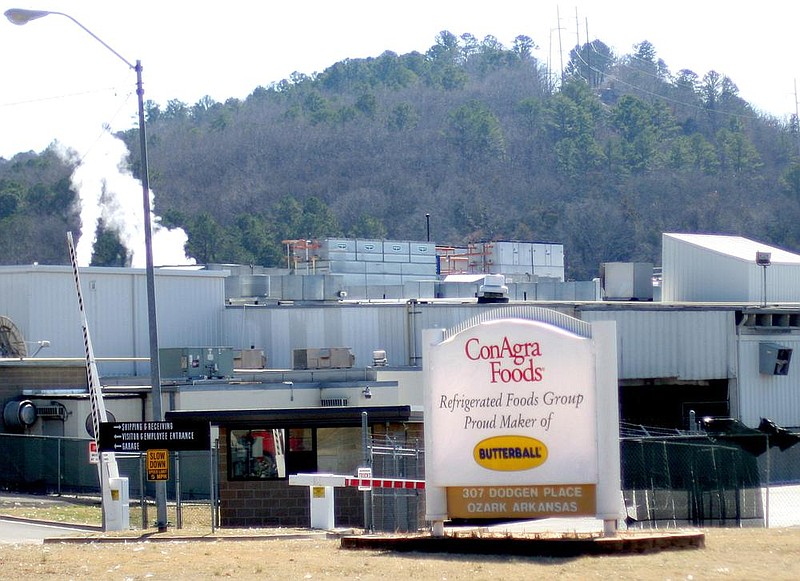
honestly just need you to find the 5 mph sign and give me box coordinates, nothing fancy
[147,449,169,481]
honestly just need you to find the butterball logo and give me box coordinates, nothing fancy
[473,435,548,471]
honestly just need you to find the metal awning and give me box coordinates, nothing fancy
[165,405,422,428]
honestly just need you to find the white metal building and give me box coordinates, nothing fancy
[662,233,800,303]
[4,233,800,433]
[0,265,226,376]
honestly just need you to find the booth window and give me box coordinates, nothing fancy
[229,428,316,480]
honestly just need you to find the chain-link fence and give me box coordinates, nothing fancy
[361,424,800,532]
[365,432,425,533]
[0,433,218,531]
[6,426,800,532]
[620,423,800,529]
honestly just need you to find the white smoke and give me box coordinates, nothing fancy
[58,132,196,268]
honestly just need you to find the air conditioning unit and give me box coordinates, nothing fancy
[35,402,68,421]
[372,350,388,367]
[759,342,793,375]
[234,348,267,369]
[600,262,653,301]
[160,347,235,380]
[477,274,509,303]
[293,348,355,370]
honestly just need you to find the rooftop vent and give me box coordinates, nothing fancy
[477,274,509,304]
[372,350,388,367]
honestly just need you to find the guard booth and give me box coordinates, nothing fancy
[165,406,424,530]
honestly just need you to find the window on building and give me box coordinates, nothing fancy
[228,427,316,480]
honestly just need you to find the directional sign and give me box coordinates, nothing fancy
[147,449,170,481]
[98,420,210,452]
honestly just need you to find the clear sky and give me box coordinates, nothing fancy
[1,1,799,160]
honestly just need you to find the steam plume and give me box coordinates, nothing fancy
[59,132,195,268]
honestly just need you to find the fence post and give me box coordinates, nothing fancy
[361,411,373,532]
[57,438,62,496]
[175,451,182,529]
[392,436,400,530]
[765,434,770,528]
[210,437,218,533]
[139,453,147,529]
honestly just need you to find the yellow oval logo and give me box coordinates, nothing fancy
[473,435,548,471]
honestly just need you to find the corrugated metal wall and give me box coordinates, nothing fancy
[220,302,582,369]
[662,236,749,302]
[0,267,33,333]
[737,335,800,427]
[662,234,800,303]
[578,308,734,380]
[223,303,410,369]
[0,266,226,376]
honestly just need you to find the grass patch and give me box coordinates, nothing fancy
[0,499,102,526]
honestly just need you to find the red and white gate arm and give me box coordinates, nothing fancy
[289,473,425,489]
[345,477,425,490]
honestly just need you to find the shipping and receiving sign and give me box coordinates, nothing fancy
[98,420,210,452]
[423,310,619,523]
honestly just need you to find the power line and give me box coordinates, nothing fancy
[0,85,127,108]
[567,40,768,123]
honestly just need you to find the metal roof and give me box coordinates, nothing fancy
[665,233,800,264]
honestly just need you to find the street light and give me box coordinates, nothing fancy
[756,251,771,307]
[5,7,167,532]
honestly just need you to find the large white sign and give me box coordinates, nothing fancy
[423,309,620,530]
[426,319,596,486]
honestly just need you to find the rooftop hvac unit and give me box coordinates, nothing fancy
[600,262,654,301]
[235,348,266,369]
[293,347,355,370]
[477,274,509,303]
[160,347,235,380]
[372,350,388,367]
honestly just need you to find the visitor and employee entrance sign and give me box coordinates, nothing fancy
[98,420,211,452]
[422,308,620,533]
[97,421,209,482]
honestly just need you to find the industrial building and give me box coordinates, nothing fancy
[2,233,800,528]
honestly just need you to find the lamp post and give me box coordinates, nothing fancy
[5,7,167,532]
[756,251,772,307]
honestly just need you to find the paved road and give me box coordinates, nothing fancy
[0,517,95,544]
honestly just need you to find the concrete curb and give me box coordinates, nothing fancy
[44,531,347,544]
[341,530,705,557]
[2,511,355,544]
[0,514,102,532]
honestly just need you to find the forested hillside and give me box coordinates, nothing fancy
[2,31,800,280]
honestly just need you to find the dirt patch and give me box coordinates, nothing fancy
[0,527,799,580]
